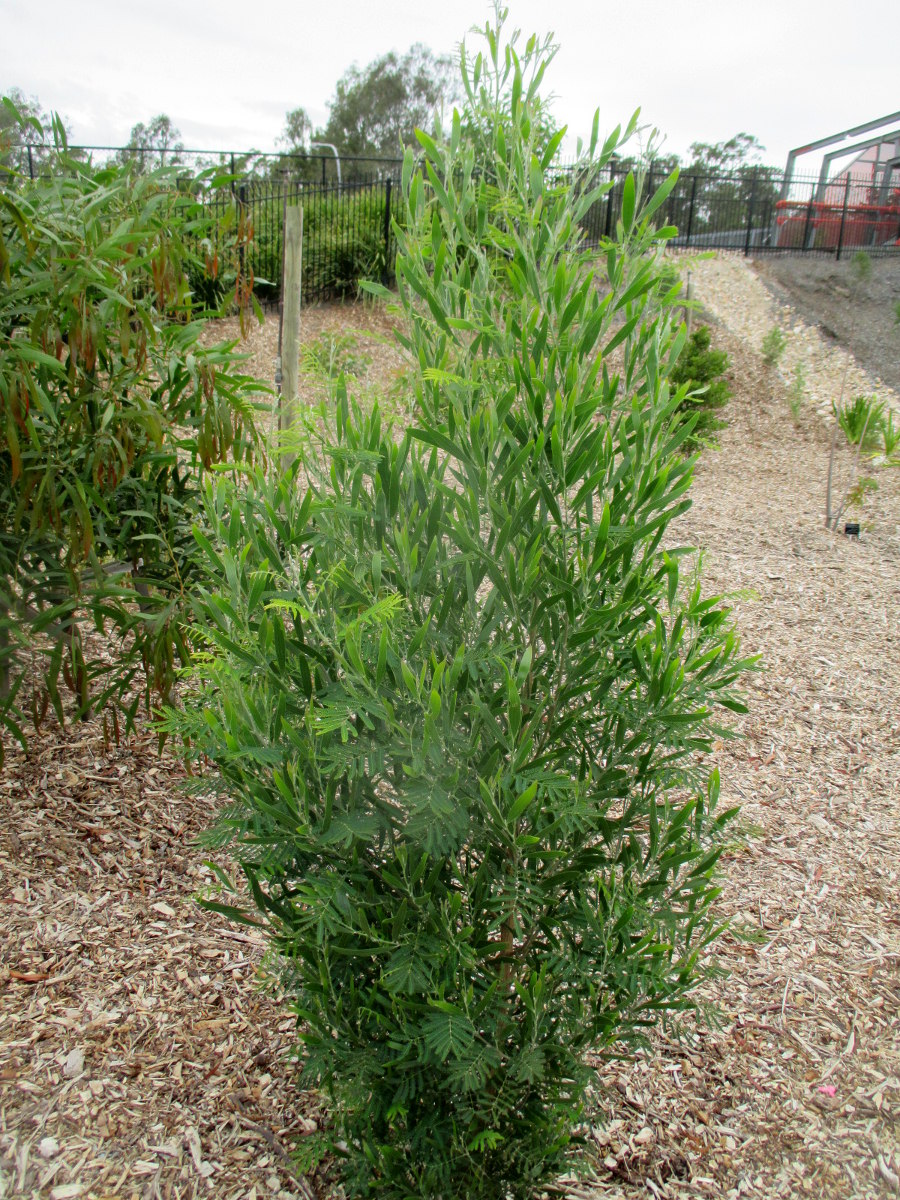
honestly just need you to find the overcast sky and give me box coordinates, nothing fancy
[4,0,898,176]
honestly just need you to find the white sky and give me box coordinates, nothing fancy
[4,0,899,176]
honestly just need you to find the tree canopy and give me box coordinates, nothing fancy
[317,43,455,159]
[688,131,769,172]
[278,106,313,154]
[1,89,69,176]
[117,114,184,169]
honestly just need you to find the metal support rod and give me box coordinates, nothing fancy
[311,142,342,187]
[685,174,698,247]
[744,170,758,256]
[801,189,816,251]
[836,174,851,259]
[382,178,392,286]
[238,181,247,283]
[279,204,303,470]
[603,165,616,240]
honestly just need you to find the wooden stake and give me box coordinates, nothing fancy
[279,204,302,467]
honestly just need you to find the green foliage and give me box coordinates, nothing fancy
[881,410,900,460]
[169,12,749,1197]
[669,325,732,448]
[318,43,456,159]
[251,186,394,304]
[301,332,371,381]
[761,325,787,368]
[456,20,562,168]
[850,249,872,285]
[845,475,878,511]
[278,106,313,154]
[116,114,184,171]
[834,394,885,451]
[0,109,263,758]
[688,132,769,171]
[1,89,71,179]
[788,362,806,423]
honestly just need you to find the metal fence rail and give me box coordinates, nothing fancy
[228,175,400,305]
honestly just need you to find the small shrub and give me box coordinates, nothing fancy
[788,362,806,423]
[835,394,885,451]
[0,108,262,758]
[846,475,878,511]
[301,331,371,380]
[880,410,900,459]
[669,325,732,448]
[761,325,787,367]
[169,13,750,1198]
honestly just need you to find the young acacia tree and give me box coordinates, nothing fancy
[171,11,750,1197]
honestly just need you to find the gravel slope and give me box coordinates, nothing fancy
[680,254,899,422]
[752,256,900,396]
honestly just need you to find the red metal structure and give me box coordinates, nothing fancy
[776,112,900,251]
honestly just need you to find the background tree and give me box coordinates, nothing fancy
[278,106,313,154]
[1,89,69,178]
[317,43,455,160]
[688,131,769,172]
[117,113,184,169]
[683,131,779,242]
[275,106,321,182]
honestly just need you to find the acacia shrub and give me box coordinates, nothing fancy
[171,13,750,1198]
[0,111,263,758]
[669,325,732,448]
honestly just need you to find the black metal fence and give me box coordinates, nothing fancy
[239,164,900,303]
[213,174,400,305]
[577,165,900,259]
[7,140,899,304]
[8,143,401,186]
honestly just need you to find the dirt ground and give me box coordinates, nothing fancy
[751,255,900,395]
[1,278,899,1199]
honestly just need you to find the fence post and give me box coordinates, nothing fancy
[685,174,698,247]
[744,169,758,256]
[321,156,327,186]
[279,204,303,468]
[604,164,617,240]
[801,188,816,251]
[383,178,393,286]
[836,174,851,259]
[238,180,247,286]
[27,145,34,180]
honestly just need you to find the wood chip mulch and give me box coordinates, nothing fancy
[2,266,898,1198]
